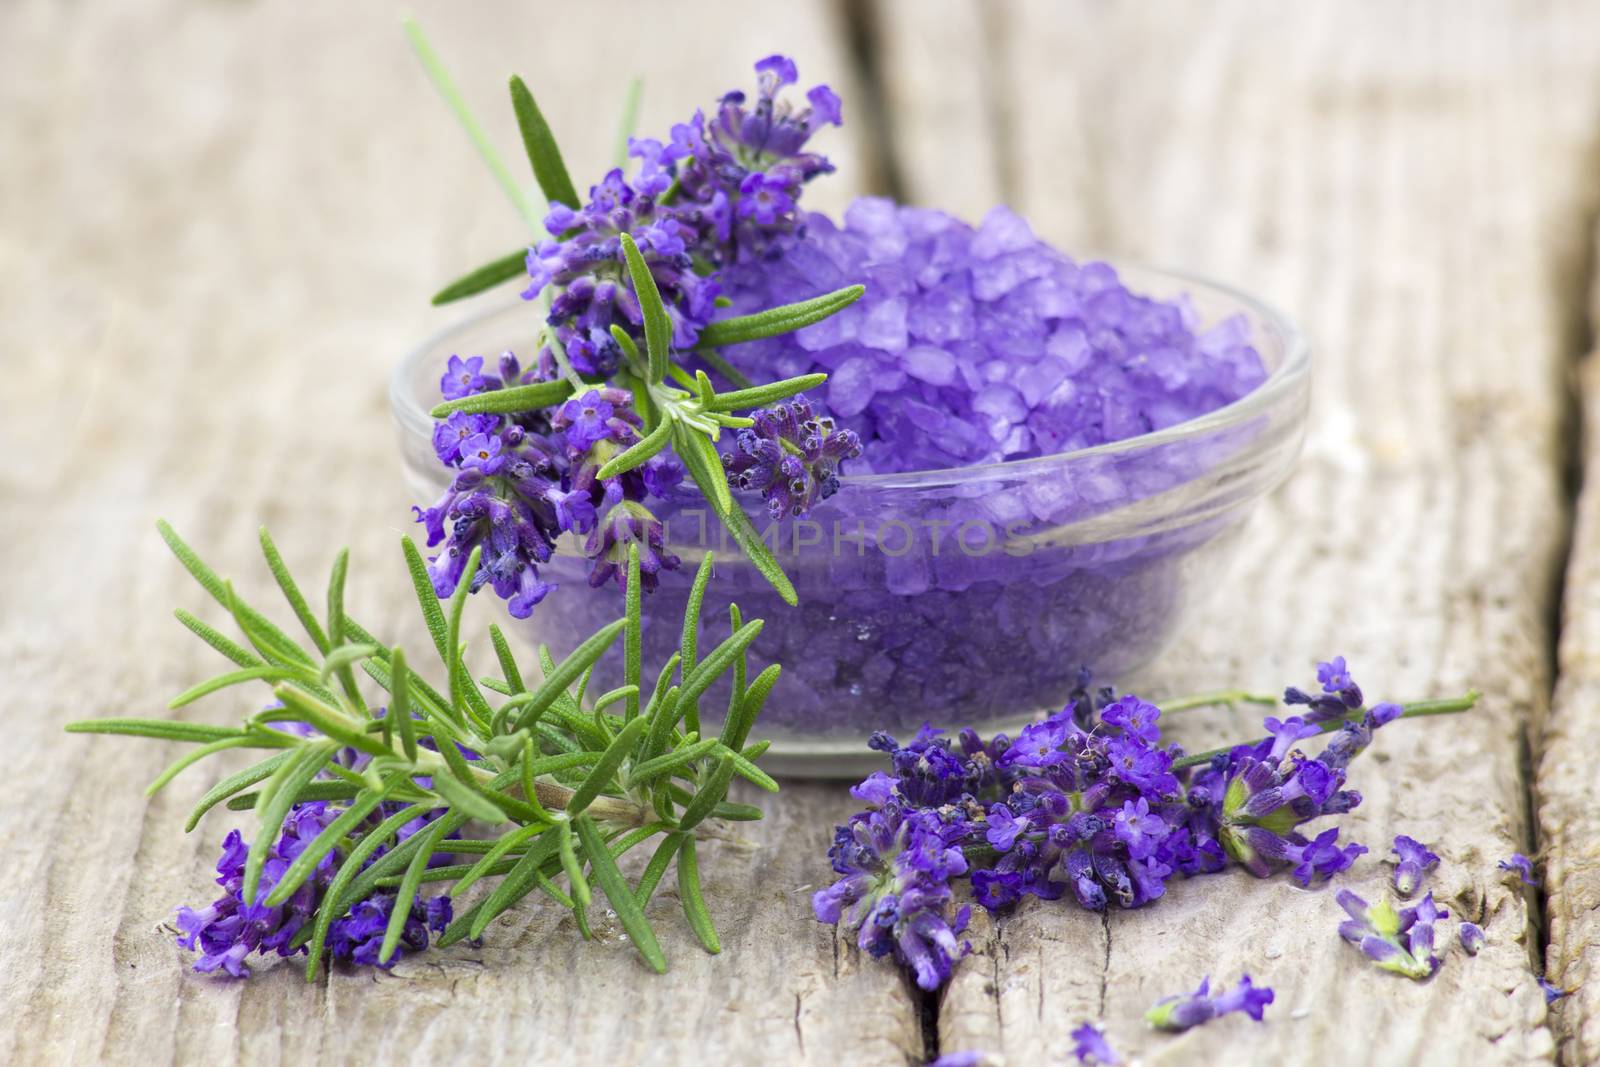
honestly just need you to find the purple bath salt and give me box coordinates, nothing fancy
[497,201,1293,746]
[714,199,1268,475]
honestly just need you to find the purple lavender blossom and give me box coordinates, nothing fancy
[1336,888,1445,980]
[1070,1023,1122,1065]
[1390,834,1440,897]
[812,801,972,991]
[174,803,452,978]
[1144,974,1275,1032]
[1459,921,1485,955]
[721,395,862,518]
[1499,853,1539,886]
[1540,977,1571,1003]
[416,358,683,611]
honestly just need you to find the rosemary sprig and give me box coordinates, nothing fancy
[67,522,781,976]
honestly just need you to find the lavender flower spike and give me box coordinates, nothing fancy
[1335,888,1443,980]
[1070,1023,1123,1065]
[1499,853,1539,886]
[1145,974,1275,1032]
[1458,921,1485,956]
[1390,834,1440,897]
[722,395,862,519]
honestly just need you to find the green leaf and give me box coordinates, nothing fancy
[565,714,650,815]
[388,645,418,761]
[430,763,506,824]
[557,819,592,909]
[444,545,494,728]
[430,378,575,419]
[461,830,564,941]
[65,718,247,744]
[619,232,671,384]
[714,742,778,792]
[677,836,720,953]
[318,643,381,684]
[718,501,797,607]
[488,623,525,694]
[508,75,581,210]
[185,751,293,831]
[145,736,253,797]
[624,545,643,721]
[676,755,737,831]
[431,248,529,305]
[450,823,545,898]
[632,832,684,910]
[404,18,543,230]
[243,743,335,903]
[168,665,300,709]
[574,813,667,973]
[596,415,674,480]
[679,619,764,712]
[174,608,262,670]
[157,519,227,604]
[679,553,715,736]
[380,817,450,964]
[697,285,865,348]
[722,663,780,752]
[506,618,627,731]
[225,780,363,811]
[626,735,719,787]
[271,685,390,757]
[704,373,829,412]
[610,325,644,376]
[305,802,429,978]
[265,780,396,906]
[259,527,330,654]
[672,422,734,513]
[401,538,452,664]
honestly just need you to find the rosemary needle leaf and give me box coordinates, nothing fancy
[677,836,720,954]
[185,751,293,831]
[243,743,335,904]
[400,537,451,663]
[265,782,395,907]
[429,378,574,419]
[703,373,830,413]
[431,248,529,305]
[506,618,627,731]
[305,802,428,979]
[463,830,564,941]
[259,527,331,654]
[380,818,450,965]
[696,284,865,348]
[619,232,672,384]
[65,718,247,744]
[488,623,526,694]
[144,737,253,797]
[679,620,764,711]
[508,75,581,212]
[633,832,685,910]
[557,819,592,908]
[676,755,738,831]
[565,715,651,815]
[575,813,667,973]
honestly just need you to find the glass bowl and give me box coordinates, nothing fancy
[391,264,1310,776]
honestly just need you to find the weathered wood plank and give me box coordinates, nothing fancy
[869,2,1600,1063]
[0,2,919,1064]
[1540,231,1600,1066]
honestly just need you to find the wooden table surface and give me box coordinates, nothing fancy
[5,2,1600,1064]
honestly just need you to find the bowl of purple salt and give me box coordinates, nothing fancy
[394,200,1309,775]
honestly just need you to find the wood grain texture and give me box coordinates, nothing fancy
[6,0,1600,1064]
[0,2,919,1064]
[873,2,1600,1064]
[1540,230,1600,1066]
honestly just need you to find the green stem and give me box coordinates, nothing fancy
[1171,691,1479,771]
[402,18,543,232]
[1159,689,1279,713]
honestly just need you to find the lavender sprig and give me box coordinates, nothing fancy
[814,659,1476,990]
[68,522,781,977]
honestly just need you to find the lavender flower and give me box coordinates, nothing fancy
[174,802,452,978]
[722,395,862,518]
[1070,1023,1122,1065]
[1498,853,1539,886]
[1540,977,1571,1003]
[416,361,683,611]
[1144,974,1275,1032]
[812,801,972,991]
[1459,921,1485,955]
[1336,889,1446,980]
[817,658,1461,991]
[1390,834,1440,897]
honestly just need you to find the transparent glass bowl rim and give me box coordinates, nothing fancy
[390,262,1310,491]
